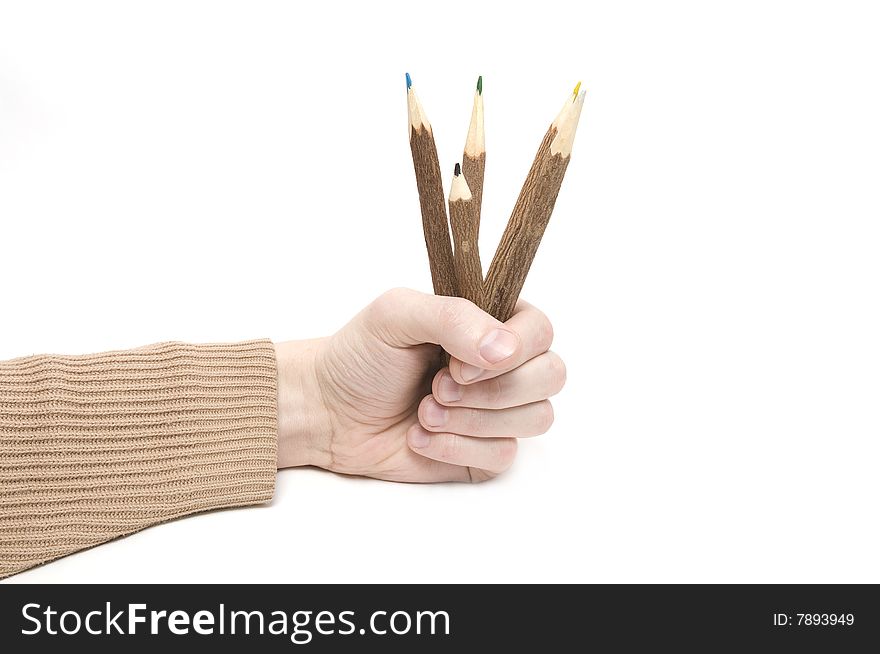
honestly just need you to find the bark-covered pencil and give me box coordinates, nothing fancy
[448,163,485,308]
[461,76,485,234]
[483,85,586,322]
[407,73,457,297]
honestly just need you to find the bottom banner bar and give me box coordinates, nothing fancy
[0,584,876,651]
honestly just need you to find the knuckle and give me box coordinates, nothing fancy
[486,376,505,406]
[534,400,555,434]
[547,352,567,393]
[492,438,518,472]
[536,314,555,351]
[439,297,483,345]
[438,296,468,328]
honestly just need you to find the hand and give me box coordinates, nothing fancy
[275,288,566,482]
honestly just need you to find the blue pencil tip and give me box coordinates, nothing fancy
[405,72,412,90]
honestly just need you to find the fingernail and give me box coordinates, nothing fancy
[422,397,448,427]
[479,329,518,363]
[460,363,483,382]
[438,374,462,401]
[409,426,431,448]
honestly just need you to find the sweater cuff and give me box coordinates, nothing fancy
[0,339,278,578]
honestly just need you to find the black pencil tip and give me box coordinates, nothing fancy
[454,163,461,176]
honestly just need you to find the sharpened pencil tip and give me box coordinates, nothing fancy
[406,72,412,90]
[572,81,581,99]
[454,162,461,176]
[477,75,482,95]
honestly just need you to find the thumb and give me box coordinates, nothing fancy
[363,288,521,369]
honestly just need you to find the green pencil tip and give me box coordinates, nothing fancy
[477,75,483,95]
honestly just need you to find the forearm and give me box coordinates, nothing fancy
[0,288,562,578]
[0,339,278,579]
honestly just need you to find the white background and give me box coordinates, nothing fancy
[2,0,879,583]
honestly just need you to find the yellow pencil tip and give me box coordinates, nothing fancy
[572,81,582,99]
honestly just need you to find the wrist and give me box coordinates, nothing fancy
[274,339,334,469]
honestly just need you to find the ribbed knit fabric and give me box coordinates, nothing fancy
[0,339,278,579]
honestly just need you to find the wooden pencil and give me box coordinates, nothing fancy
[448,163,485,308]
[517,81,581,186]
[406,73,457,297]
[461,76,486,233]
[483,85,586,322]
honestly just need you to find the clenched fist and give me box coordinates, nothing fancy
[276,288,566,482]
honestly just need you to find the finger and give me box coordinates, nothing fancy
[432,351,566,409]
[363,288,523,370]
[406,424,518,474]
[418,395,554,437]
[447,300,554,384]
[394,452,472,483]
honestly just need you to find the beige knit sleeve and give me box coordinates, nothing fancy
[0,339,278,579]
